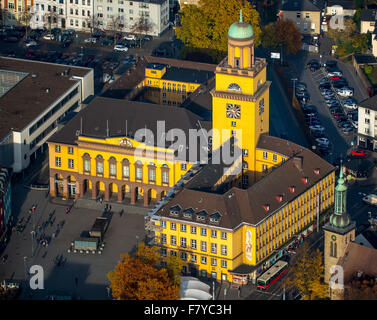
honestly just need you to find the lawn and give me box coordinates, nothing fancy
[362,65,377,86]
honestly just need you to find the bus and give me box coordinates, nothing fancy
[256,260,288,290]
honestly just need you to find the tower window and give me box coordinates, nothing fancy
[259,98,265,115]
[227,83,241,92]
[235,58,240,68]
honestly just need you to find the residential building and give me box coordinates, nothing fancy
[0,165,12,242]
[360,9,377,34]
[94,0,169,36]
[356,95,377,151]
[325,0,356,17]
[148,13,335,283]
[30,0,94,32]
[0,57,93,173]
[278,0,323,35]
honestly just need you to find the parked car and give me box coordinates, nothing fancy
[309,62,321,71]
[350,149,367,158]
[328,75,341,81]
[343,101,357,109]
[43,33,55,40]
[316,137,330,146]
[320,77,330,84]
[309,124,325,132]
[4,36,18,42]
[114,44,128,52]
[296,82,307,90]
[123,34,136,40]
[327,71,343,77]
[336,87,353,97]
[92,30,105,38]
[142,35,152,41]
[319,83,331,90]
[342,126,354,134]
[61,40,72,48]
[84,37,97,43]
[101,39,113,46]
[332,81,348,89]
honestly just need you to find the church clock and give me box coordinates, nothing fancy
[226,104,241,119]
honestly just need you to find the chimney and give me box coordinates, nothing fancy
[293,156,303,170]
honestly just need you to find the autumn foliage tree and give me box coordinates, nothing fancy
[176,0,261,62]
[261,19,302,55]
[284,242,328,300]
[107,242,180,300]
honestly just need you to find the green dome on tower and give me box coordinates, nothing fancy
[228,9,254,40]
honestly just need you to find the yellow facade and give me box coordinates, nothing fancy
[155,170,335,280]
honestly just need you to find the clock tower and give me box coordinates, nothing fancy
[211,10,271,185]
[323,164,356,284]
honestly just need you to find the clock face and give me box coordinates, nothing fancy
[332,235,337,241]
[226,104,241,119]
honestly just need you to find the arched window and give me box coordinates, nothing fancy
[82,153,91,173]
[96,155,104,175]
[122,158,130,179]
[135,160,143,181]
[161,164,169,185]
[108,157,117,177]
[148,162,156,182]
[227,83,241,92]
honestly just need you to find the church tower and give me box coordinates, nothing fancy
[211,10,271,186]
[323,165,356,284]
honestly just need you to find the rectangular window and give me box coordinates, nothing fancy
[306,13,310,18]
[161,233,166,244]
[84,160,90,172]
[221,260,227,268]
[211,230,217,238]
[181,163,187,171]
[55,157,61,167]
[201,256,207,264]
[201,228,207,236]
[68,159,74,169]
[211,243,217,254]
[97,162,103,174]
[123,165,129,178]
[136,167,142,180]
[180,252,187,261]
[180,224,186,232]
[221,245,227,256]
[263,151,268,159]
[273,154,277,162]
[191,226,197,234]
[180,237,187,248]
[68,147,74,155]
[262,164,267,172]
[296,12,301,18]
[201,241,207,252]
[161,221,166,228]
[110,163,116,176]
[170,222,176,231]
[242,149,248,156]
[191,254,197,262]
[221,232,227,240]
[191,239,197,250]
[211,258,217,266]
[162,171,169,183]
[170,235,176,246]
[149,169,156,181]
[55,145,61,153]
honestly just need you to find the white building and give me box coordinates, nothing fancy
[30,0,94,32]
[94,0,169,36]
[357,95,377,151]
[0,57,93,173]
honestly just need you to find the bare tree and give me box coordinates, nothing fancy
[131,16,153,47]
[43,8,59,35]
[107,15,124,45]
[19,9,33,39]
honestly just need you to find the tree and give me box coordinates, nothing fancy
[284,242,328,300]
[166,255,184,287]
[176,0,262,62]
[19,9,33,39]
[107,15,123,45]
[261,23,278,50]
[43,10,59,35]
[107,242,180,300]
[131,16,153,47]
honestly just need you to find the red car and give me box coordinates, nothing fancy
[328,75,340,81]
[350,149,367,157]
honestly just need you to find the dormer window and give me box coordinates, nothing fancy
[183,207,194,219]
[275,195,283,202]
[263,204,270,212]
[209,212,221,223]
[169,205,181,216]
[301,177,308,184]
[196,210,208,221]
[314,168,320,175]
[289,186,295,193]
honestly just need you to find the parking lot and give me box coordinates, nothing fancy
[283,50,369,165]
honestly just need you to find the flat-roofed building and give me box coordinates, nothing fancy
[0,57,93,173]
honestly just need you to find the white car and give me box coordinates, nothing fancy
[309,125,325,132]
[123,34,136,41]
[43,34,54,40]
[336,88,353,97]
[25,40,38,47]
[315,137,329,145]
[343,102,357,109]
[327,71,342,77]
[114,45,128,52]
[84,37,97,43]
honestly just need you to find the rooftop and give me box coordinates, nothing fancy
[48,96,211,152]
[280,0,323,12]
[326,0,356,10]
[358,94,377,112]
[361,8,377,21]
[154,138,334,229]
[0,57,91,139]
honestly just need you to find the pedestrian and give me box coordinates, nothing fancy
[238,286,241,298]
[109,205,112,211]
[99,197,103,204]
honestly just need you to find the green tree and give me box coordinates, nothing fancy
[176,0,261,62]
[261,23,278,50]
[284,242,328,300]
[166,255,184,287]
